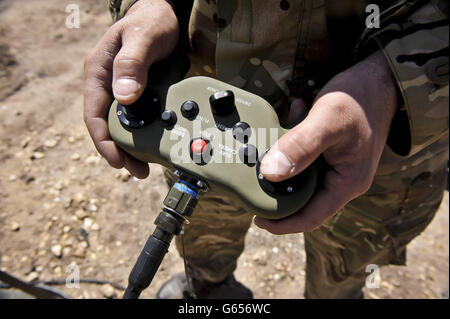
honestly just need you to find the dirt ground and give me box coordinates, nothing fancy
[0,0,448,299]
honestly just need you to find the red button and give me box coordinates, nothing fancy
[191,139,207,154]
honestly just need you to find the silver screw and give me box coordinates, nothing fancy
[258,173,264,180]
[196,180,204,188]
[173,169,181,176]
[287,186,293,193]
[117,110,122,116]
[139,120,145,126]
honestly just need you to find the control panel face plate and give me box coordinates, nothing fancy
[109,76,318,219]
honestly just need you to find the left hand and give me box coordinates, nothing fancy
[254,50,399,235]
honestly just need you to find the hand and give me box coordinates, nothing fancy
[254,50,399,234]
[83,0,178,178]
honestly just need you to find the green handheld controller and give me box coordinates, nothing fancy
[108,55,319,220]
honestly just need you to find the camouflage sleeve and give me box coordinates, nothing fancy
[359,0,449,156]
[108,0,139,22]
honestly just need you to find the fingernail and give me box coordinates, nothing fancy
[260,150,294,177]
[114,78,139,98]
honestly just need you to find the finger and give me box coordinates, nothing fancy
[112,25,160,105]
[123,155,150,179]
[83,26,150,178]
[253,170,354,234]
[260,103,335,182]
[83,26,124,168]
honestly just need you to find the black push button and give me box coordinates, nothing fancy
[232,122,251,143]
[238,144,258,167]
[160,110,177,129]
[181,101,199,119]
[210,90,235,116]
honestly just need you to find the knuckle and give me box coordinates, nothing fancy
[358,177,373,195]
[113,55,145,71]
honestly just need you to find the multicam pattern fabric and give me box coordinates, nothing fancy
[108,0,449,298]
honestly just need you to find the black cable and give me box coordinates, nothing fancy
[122,174,203,299]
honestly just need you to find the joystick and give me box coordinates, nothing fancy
[209,90,236,116]
[117,89,161,128]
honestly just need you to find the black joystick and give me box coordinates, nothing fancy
[256,150,316,197]
[117,89,161,128]
[210,90,236,116]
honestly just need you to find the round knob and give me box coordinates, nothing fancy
[181,100,199,119]
[160,110,177,129]
[238,144,258,167]
[232,122,251,143]
[256,149,317,197]
[117,89,161,128]
[209,90,236,116]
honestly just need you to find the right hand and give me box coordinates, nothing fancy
[83,0,178,178]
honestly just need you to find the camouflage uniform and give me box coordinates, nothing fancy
[109,0,449,298]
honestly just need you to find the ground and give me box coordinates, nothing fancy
[0,0,448,299]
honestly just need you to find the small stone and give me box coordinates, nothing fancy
[26,272,39,282]
[51,245,63,258]
[72,243,86,258]
[54,181,64,190]
[21,137,31,148]
[91,223,100,231]
[85,156,100,165]
[115,170,131,182]
[74,193,87,205]
[71,153,80,161]
[31,152,45,160]
[68,136,76,144]
[63,225,71,233]
[10,221,20,232]
[63,198,73,209]
[87,204,98,212]
[83,218,93,228]
[44,139,58,148]
[63,246,72,256]
[53,266,62,275]
[101,284,116,299]
[75,210,88,220]
[8,175,17,182]
[272,247,279,254]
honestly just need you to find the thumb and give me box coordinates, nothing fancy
[112,29,158,105]
[260,106,332,182]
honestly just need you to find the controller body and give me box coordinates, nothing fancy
[108,57,318,220]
